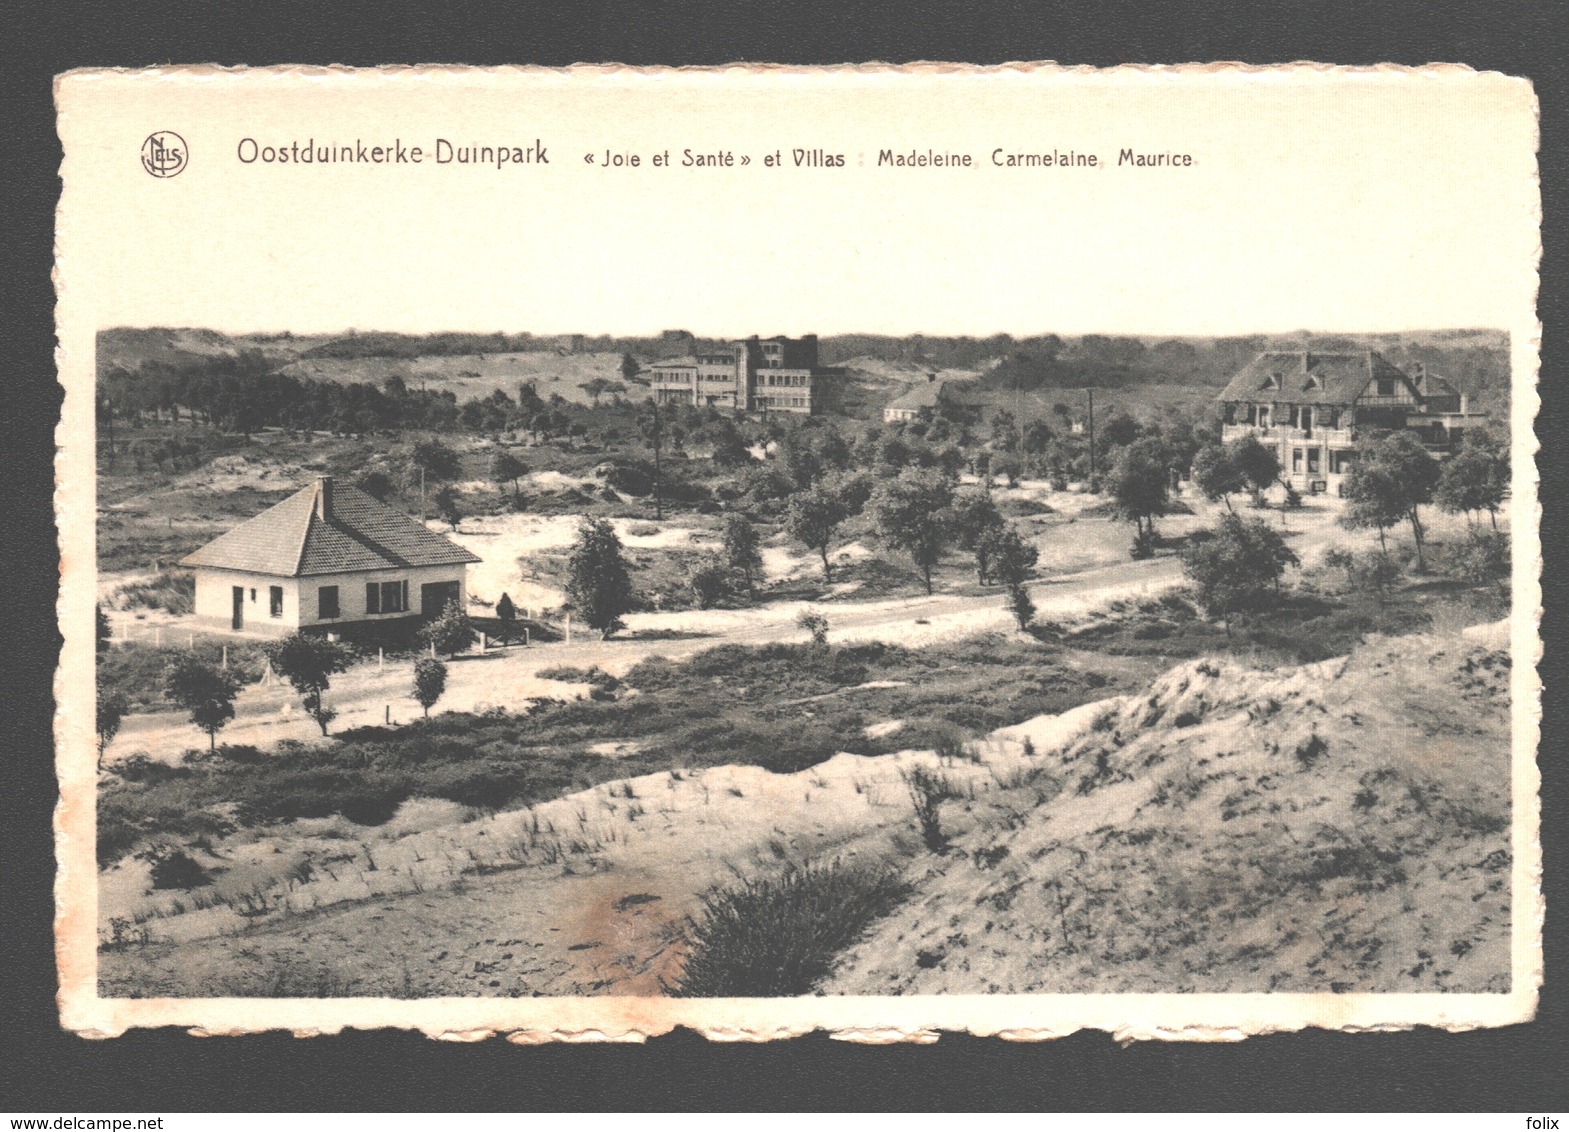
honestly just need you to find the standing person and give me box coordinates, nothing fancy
[495,591,516,645]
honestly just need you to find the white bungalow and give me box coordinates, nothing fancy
[180,476,481,635]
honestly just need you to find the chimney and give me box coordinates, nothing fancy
[315,476,333,521]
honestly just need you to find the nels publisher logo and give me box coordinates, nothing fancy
[140,131,187,178]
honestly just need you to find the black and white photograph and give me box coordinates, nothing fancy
[90,327,1518,1000]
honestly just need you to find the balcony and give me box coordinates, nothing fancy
[1222,424,1354,448]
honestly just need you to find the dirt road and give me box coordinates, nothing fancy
[105,551,1185,761]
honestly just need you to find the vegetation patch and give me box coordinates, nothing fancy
[669,860,912,996]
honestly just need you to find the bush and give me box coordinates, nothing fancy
[904,766,956,852]
[669,860,912,996]
[147,847,212,890]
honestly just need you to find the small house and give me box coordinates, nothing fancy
[180,476,481,635]
[884,375,953,423]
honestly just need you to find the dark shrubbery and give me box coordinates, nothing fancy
[100,636,1125,864]
[669,860,912,996]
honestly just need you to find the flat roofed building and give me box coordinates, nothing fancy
[646,334,841,414]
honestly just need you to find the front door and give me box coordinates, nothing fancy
[421,580,461,617]
[232,586,244,630]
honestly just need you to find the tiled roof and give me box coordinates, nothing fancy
[886,380,952,411]
[1413,370,1459,398]
[1217,351,1414,406]
[180,480,481,577]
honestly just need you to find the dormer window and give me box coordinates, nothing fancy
[1302,375,1320,392]
[1260,372,1282,391]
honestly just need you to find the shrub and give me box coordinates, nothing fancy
[687,559,732,610]
[797,609,830,647]
[669,860,911,996]
[147,847,212,890]
[419,599,476,658]
[904,766,956,852]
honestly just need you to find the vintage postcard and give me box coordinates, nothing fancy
[54,64,1541,1041]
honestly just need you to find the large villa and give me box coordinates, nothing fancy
[1217,350,1488,495]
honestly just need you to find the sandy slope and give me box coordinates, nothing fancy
[99,625,1511,998]
[823,628,1514,995]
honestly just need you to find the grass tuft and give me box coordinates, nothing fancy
[669,860,911,997]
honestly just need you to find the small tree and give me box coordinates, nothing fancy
[420,598,477,658]
[1342,433,1440,567]
[687,558,731,610]
[785,483,852,581]
[1436,430,1508,530]
[950,489,1004,584]
[265,632,352,736]
[1321,547,1356,590]
[490,451,528,504]
[872,467,956,595]
[1191,443,1246,512]
[1369,432,1441,569]
[163,653,241,751]
[1227,435,1283,507]
[721,514,763,595]
[356,469,396,501]
[1109,438,1171,551]
[983,524,1039,631]
[1181,513,1300,635]
[96,604,112,652]
[408,438,461,486]
[1006,584,1037,632]
[797,609,830,647]
[96,690,130,768]
[412,657,448,718]
[1340,462,1405,554]
[566,516,635,638]
[431,484,463,529]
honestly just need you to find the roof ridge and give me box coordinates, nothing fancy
[292,484,318,576]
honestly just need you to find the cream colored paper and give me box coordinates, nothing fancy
[56,63,1541,1041]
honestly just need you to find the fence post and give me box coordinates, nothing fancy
[385,704,390,725]
[221,645,228,669]
[522,627,530,647]
[378,647,384,672]
[479,631,487,653]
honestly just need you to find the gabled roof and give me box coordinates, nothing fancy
[180,479,481,577]
[1412,370,1460,399]
[886,379,954,412]
[1217,350,1414,406]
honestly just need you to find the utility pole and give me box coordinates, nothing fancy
[650,395,664,521]
[1087,387,1097,489]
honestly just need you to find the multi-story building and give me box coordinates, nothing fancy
[1217,350,1488,495]
[647,334,841,414]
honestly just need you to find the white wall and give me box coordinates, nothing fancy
[192,564,468,634]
